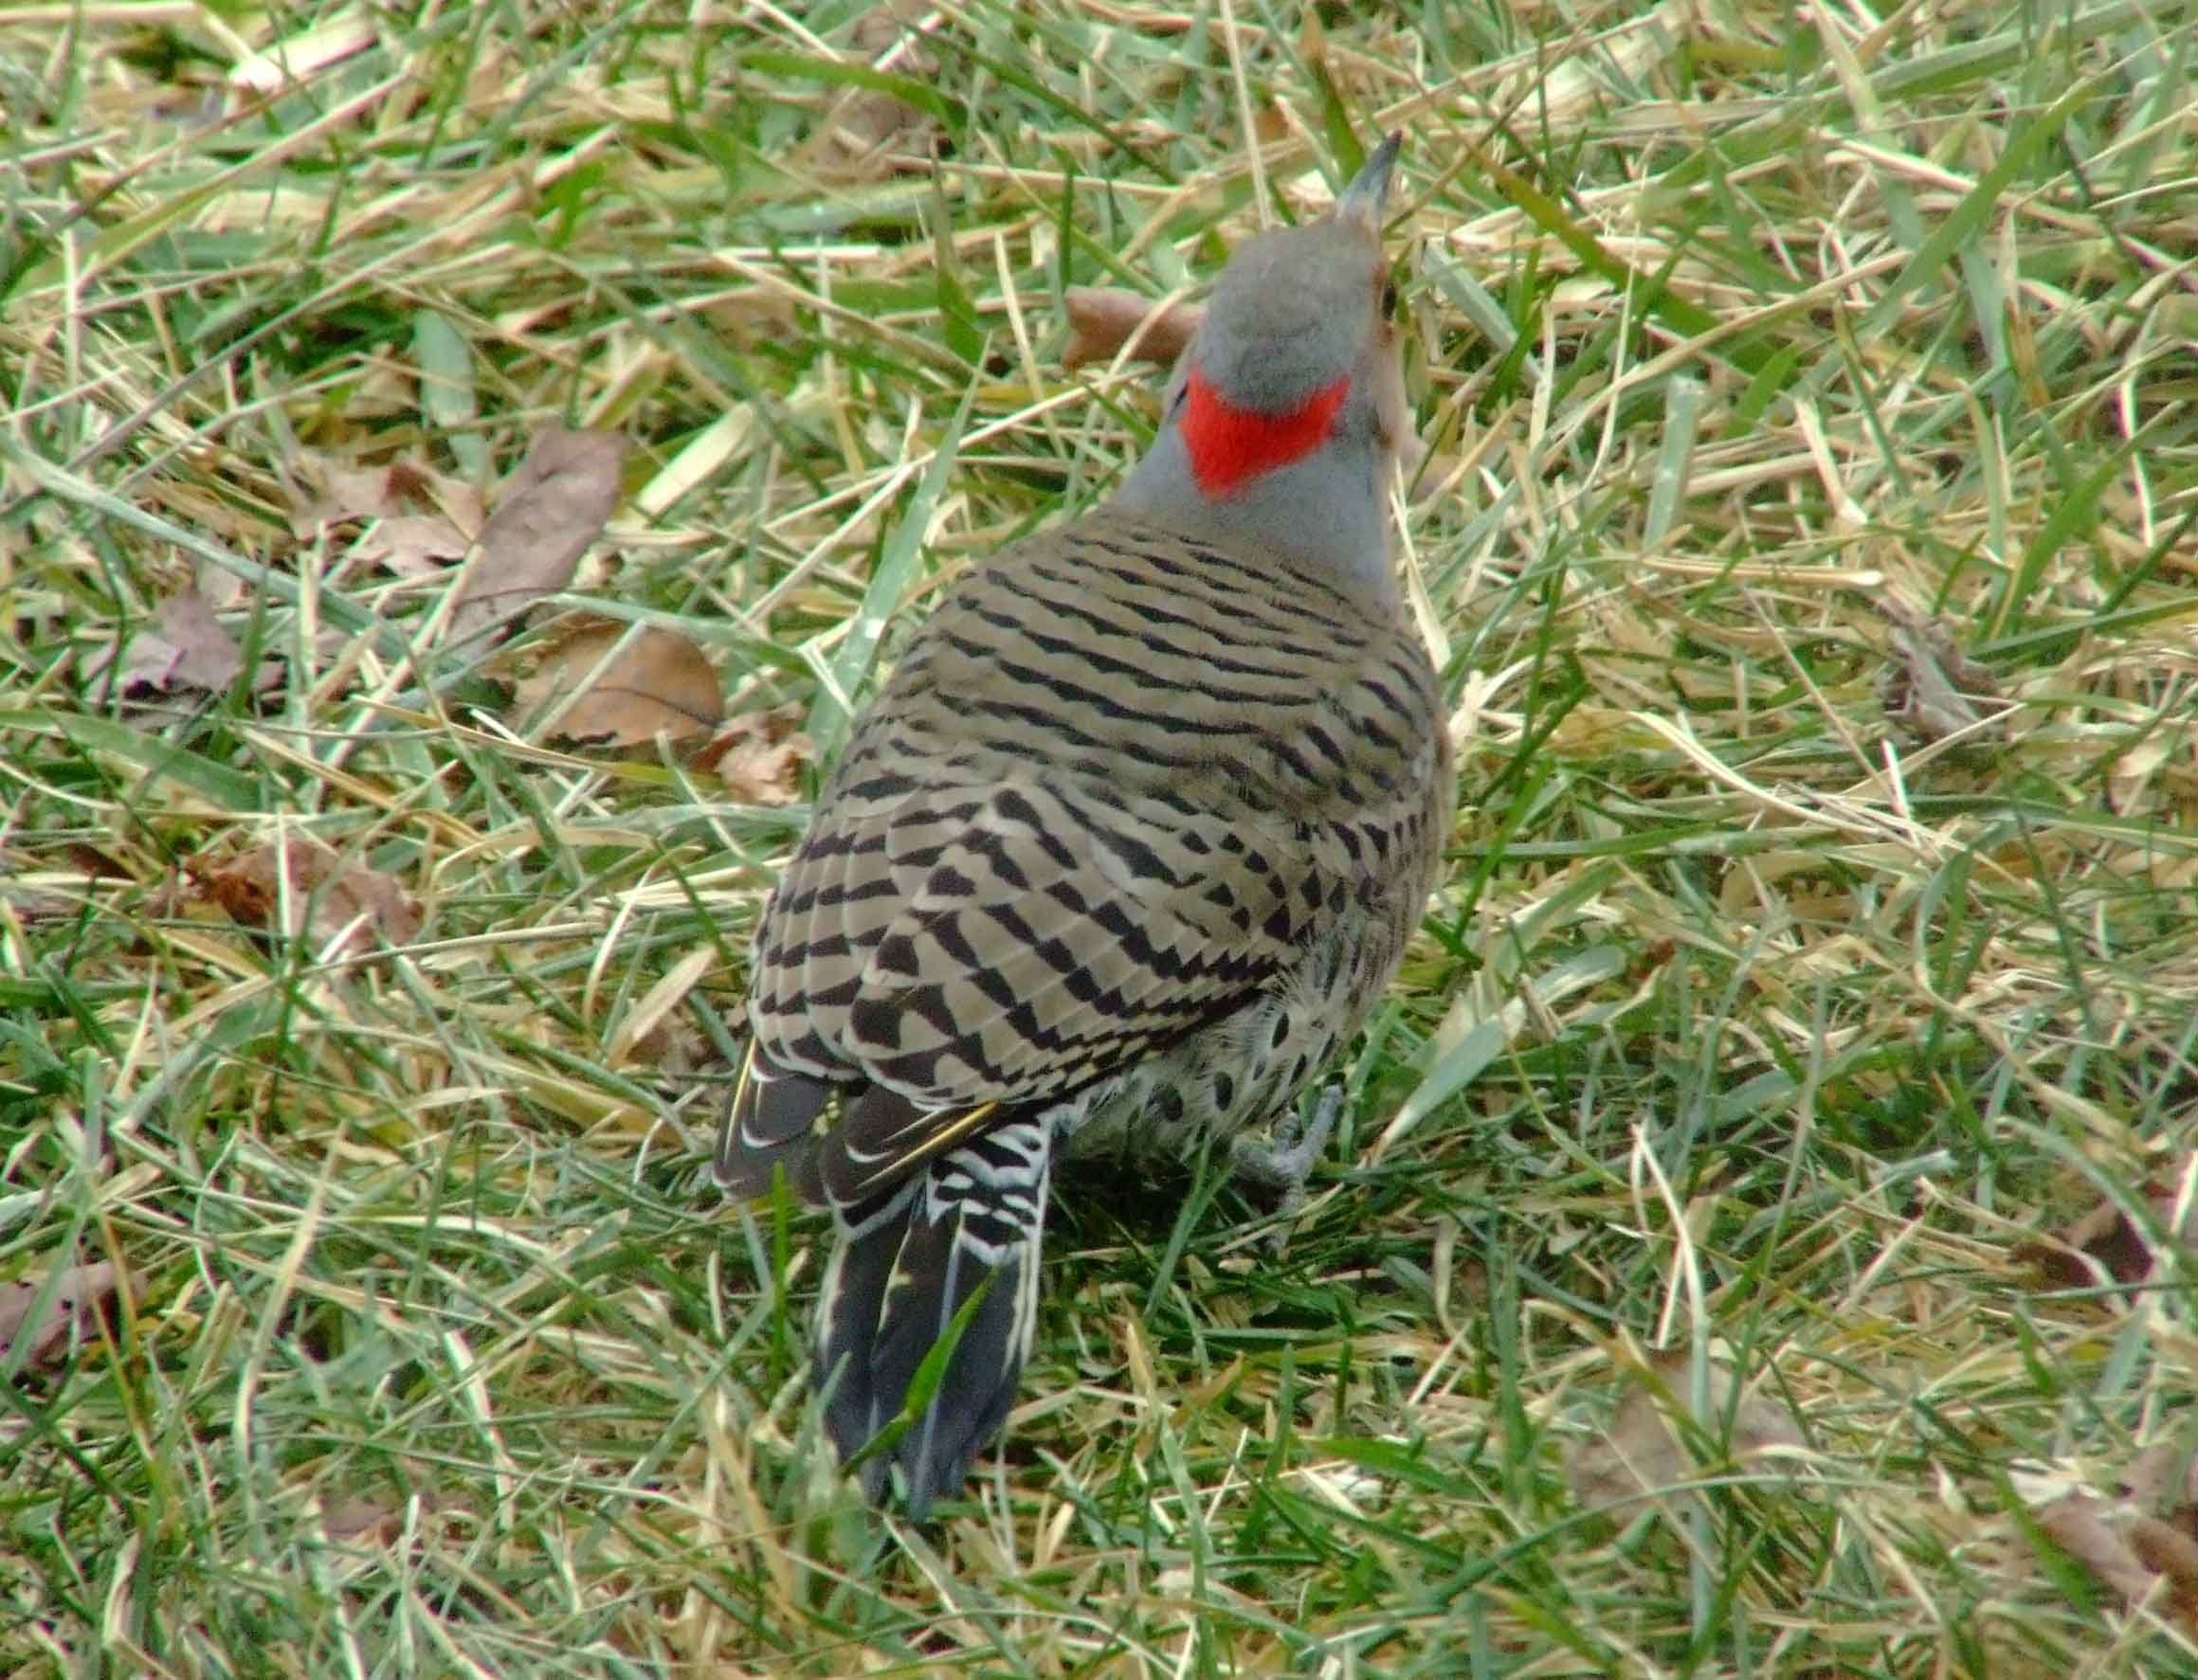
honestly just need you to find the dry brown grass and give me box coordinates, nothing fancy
[3,0,2197,1673]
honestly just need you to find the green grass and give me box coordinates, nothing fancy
[5,0,2198,1673]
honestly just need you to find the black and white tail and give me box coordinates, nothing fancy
[811,1118,1052,1518]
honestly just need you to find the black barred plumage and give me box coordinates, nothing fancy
[715,135,1455,1519]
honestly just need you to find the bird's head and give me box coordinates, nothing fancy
[1114,134,1409,600]
[1172,133,1406,500]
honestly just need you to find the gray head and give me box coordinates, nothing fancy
[1112,135,1408,604]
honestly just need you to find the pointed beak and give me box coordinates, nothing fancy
[1335,132,1403,229]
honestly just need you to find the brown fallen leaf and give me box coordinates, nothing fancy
[445,427,627,645]
[809,3,941,180]
[198,833,423,953]
[320,1485,440,1547]
[691,701,813,803]
[2120,1439,2198,1515]
[513,619,725,749]
[1879,605,2012,746]
[1568,1347,1806,1512]
[2133,1515,2198,1607]
[623,1012,710,1079]
[2015,1163,2198,1289]
[2037,1492,2164,1608]
[354,513,476,578]
[1062,288,1202,372]
[0,1261,131,1371]
[2036,1491,2198,1631]
[92,590,282,701]
[291,451,485,541]
[290,452,482,577]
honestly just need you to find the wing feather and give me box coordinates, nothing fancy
[725,508,1443,1205]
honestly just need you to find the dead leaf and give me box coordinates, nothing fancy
[292,452,485,537]
[809,4,941,180]
[0,1261,130,1371]
[290,451,485,577]
[2036,1492,2198,1630]
[513,619,724,749]
[624,1013,709,1078]
[199,834,423,953]
[445,428,627,644]
[1568,1347,1806,1512]
[2024,1442,2198,1633]
[701,291,802,351]
[691,701,812,803]
[2120,1439,2198,1514]
[321,1486,439,1546]
[2133,1515,2198,1609]
[1879,605,2012,746]
[93,591,282,700]
[2015,1164,2198,1289]
[1063,288,1202,371]
[355,513,475,578]
[2038,1493,2163,1607]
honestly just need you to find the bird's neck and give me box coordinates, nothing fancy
[1110,420,1397,610]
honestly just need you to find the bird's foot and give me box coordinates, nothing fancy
[1229,1084,1342,1221]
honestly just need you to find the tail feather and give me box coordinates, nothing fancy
[812,1176,922,1496]
[812,1117,1052,1518]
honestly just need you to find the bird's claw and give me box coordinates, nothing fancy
[1229,1084,1342,1230]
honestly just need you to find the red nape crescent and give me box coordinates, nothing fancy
[1181,367,1350,499]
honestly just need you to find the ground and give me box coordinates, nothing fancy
[3,1,2197,1674]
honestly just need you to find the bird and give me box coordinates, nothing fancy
[716,133,1453,1519]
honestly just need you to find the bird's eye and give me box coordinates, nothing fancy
[1380,280,1399,320]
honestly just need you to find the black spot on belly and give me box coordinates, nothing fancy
[1212,1072,1235,1113]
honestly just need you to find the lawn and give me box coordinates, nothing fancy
[4,0,2197,1673]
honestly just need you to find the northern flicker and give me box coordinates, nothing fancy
[717,135,1453,1517]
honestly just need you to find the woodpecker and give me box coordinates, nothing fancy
[718,135,1453,1517]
